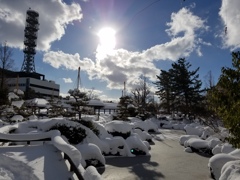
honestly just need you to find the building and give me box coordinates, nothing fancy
[4,8,60,98]
[5,70,59,98]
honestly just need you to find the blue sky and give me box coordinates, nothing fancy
[0,0,239,101]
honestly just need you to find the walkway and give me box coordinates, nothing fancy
[100,129,213,180]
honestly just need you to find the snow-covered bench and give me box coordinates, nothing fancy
[0,130,84,180]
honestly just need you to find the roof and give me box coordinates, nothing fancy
[87,99,104,107]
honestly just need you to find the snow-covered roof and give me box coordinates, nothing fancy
[87,99,104,107]
[25,98,50,108]
[102,102,118,110]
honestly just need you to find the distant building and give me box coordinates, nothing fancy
[4,8,60,98]
[5,70,59,98]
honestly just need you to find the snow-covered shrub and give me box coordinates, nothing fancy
[102,136,133,156]
[184,124,203,136]
[184,138,210,153]
[10,115,24,123]
[172,123,186,130]
[179,135,200,146]
[212,144,223,155]
[132,119,158,132]
[208,153,240,180]
[133,129,152,142]
[219,160,240,180]
[201,127,215,139]
[76,143,105,168]
[207,137,222,150]
[105,120,132,139]
[221,143,236,154]
[49,123,86,144]
[126,134,150,156]
[78,119,99,137]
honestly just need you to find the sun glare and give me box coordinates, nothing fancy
[97,27,116,59]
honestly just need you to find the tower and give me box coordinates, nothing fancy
[21,8,39,73]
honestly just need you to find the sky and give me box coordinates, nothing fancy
[0,0,240,101]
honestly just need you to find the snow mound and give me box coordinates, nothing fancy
[220,160,240,180]
[208,153,240,180]
[76,143,105,167]
[105,120,132,133]
[179,135,199,146]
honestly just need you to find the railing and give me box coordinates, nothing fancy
[0,138,84,180]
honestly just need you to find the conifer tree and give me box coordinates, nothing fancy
[170,58,203,116]
[154,70,173,114]
[155,58,203,116]
[208,51,240,147]
[68,89,89,119]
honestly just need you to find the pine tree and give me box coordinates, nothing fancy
[117,95,132,121]
[68,89,89,119]
[170,58,204,116]
[154,70,173,114]
[155,58,203,116]
[208,51,240,147]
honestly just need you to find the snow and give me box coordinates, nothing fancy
[1,93,240,179]
[88,99,104,107]
[10,115,24,122]
[179,135,200,146]
[105,120,132,134]
[76,143,105,166]
[220,160,240,180]
[8,92,19,101]
[25,98,50,108]
[11,100,24,109]
[132,118,158,132]
[208,153,240,180]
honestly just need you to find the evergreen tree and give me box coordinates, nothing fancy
[170,58,203,116]
[68,89,89,119]
[154,70,173,114]
[155,58,203,116]
[208,51,240,147]
[117,95,132,121]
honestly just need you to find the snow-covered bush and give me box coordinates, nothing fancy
[105,120,132,139]
[49,123,86,144]
[219,160,240,180]
[102,136,133,157]
[179,135,200,146]
[208,153,240,180]
[126,134,150,156]
[184,124,203,136]
[78,119,100,137]
[76,143,105,168]
[132,119,158,132]
[133,129,152,142]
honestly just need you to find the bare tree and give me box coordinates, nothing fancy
[0,42,14,105]
[0,41,14,88]
[204,70,215,90]
[131,76,153,119]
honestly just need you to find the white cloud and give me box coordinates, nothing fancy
[0,0,82,51]
[219,0,240,50]
[43,8,208,92]
[63,78,73,83]
[43,51,94,71]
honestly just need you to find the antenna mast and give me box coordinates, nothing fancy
[21,8,39,73]
[77,67,81,90]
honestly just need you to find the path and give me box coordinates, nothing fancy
[100,129,213,180]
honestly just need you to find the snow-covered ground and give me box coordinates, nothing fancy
[0,91,239,179]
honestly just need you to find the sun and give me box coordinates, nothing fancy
[96,27,116,59]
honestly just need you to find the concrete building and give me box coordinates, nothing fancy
[3,9,60,98]
[5,70,59,98]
